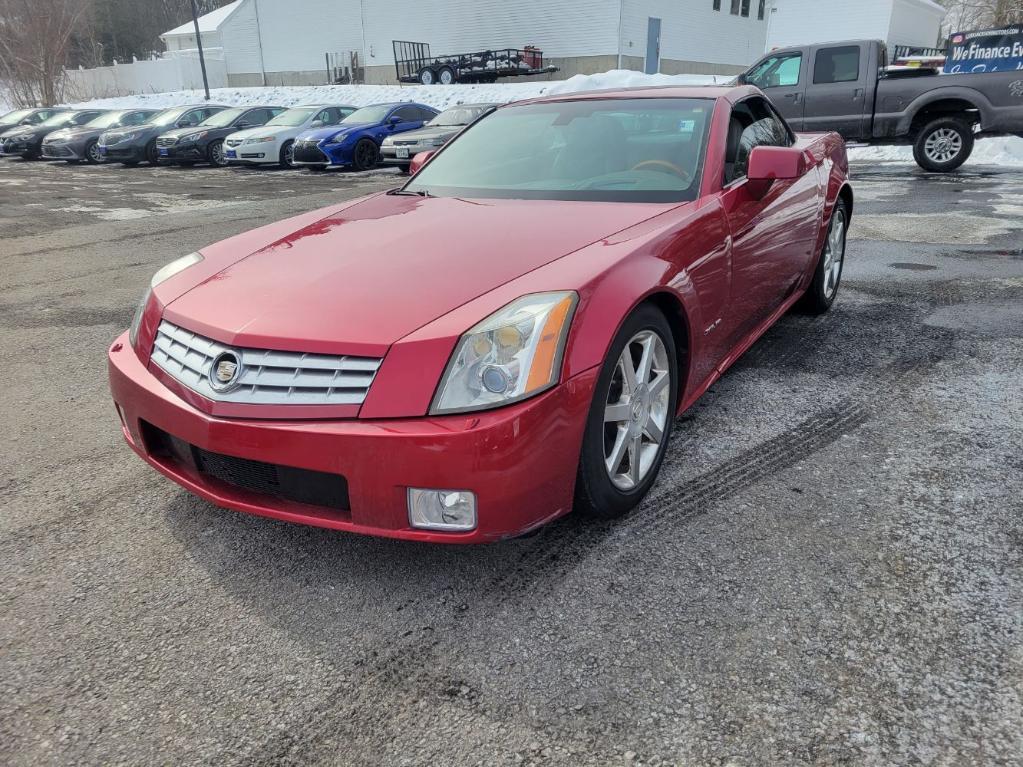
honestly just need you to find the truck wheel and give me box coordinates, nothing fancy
[913,117,974,173]
[437,66,455,85]
[418,67,435,85]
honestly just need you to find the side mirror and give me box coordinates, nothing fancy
[178,120,195,127]
[310,120,324,128]
[389,115,402,125]
[409,150,435,175]
[746,145,806,196]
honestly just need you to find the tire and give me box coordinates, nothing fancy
[799,198,848,315]
[418,67,435,85]
[279,139,295,168]
[437,66,455,85]
[352,138,379,171]
[145,140,159,165]
[84,139,102,164]
[575,304,678,520]
[207,139,227,167]
[912,117,974,173]
[398,163,411,174]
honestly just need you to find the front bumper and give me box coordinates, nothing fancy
[293,141,352,167]
[225,143,273,163]
[0,138,33,156]
[99,144,143,162]
[108,333,596,543]
[380,145,420,165]
[41,143,82,160]
[156,143,205,162]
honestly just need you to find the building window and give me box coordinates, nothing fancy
[741,0,751,16]
[758,0,766,20]
[713,0,721,9]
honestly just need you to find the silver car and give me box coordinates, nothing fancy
[41,109,161,163]
[380,103,495,171]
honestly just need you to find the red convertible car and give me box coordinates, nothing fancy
[109,85,852,543]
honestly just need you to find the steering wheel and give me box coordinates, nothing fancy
[631,159,692,183]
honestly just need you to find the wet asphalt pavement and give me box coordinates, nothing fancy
[1,156,1021,766]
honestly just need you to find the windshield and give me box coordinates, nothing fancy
[428,106,487,127]
[405,98,712,203]
[38,111,76,127]
[200,108,245,127]
[0,109,32,125]
[85,111,129,129]
[150,108,186,127]
[265,108,316,127]
[340,105,391,125]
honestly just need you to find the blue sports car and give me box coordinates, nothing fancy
[291,102,439,171]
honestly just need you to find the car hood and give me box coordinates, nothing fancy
[159,126,222,140]
[4,126,43,139]
[298,123,372,143]
[227,125,292,141]
[387,126,460,143]
[161,193,669,356]
[45,126,102,141]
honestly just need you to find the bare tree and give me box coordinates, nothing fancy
[939,0,1023,34]
[0,0,92,106]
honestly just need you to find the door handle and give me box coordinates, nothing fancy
[853,88,864,99]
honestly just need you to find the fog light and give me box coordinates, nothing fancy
[407,488,477,531]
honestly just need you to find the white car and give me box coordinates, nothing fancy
[223,104,356,168]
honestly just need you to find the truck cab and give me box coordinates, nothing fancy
[740,40,886,141]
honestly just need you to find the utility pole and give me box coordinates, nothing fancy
[189,0,211,100]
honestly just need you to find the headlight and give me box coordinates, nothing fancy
[129,252,204,347]
[430,137,447,146]
[179,131,207,143]
[326,131,350,145]
[431,291,577,414]
[247,136,275,143]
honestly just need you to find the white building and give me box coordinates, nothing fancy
[765,0,946,52]
[161,0,771,87]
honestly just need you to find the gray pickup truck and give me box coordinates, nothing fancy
[739,39,1023,172]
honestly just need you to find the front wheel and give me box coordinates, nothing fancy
[575,305,678,520]
[913,117,974,173]
[352,138,378,171]
[207,139,227,167]
[145,140,159,165]
[279,140,295,168]
[799,199,848,315]
[84,139,102,164]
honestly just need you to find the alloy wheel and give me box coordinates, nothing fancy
[210,141,225,166]
[924,128,963,164]
[821,208,846,299]
[284,142,295,167]
[603,330,671,491]
[86,143,102,163]
[355,141,376,170]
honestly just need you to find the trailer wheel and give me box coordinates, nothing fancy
[912,117,974,173]
[418,67,436,85]
[437,66,455,85]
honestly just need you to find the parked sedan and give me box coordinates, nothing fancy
[380,103,494,171]
[98,104,227,165]
[0,109,106,159]
[0,107,69,136]
[292,102,438,171]
[109,86,851,543]
[155,106,284,167]
[224,104,356,168]
[41,109,161,163]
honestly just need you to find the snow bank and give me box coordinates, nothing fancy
[849,136,1023,167]
[50,68,1023,168]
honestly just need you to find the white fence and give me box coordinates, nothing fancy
[63,50,228,102]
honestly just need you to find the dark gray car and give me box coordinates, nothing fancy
[0,110,106,159]
[41,109,161,163]
[97,104,227,165]
[0,107,70,137]
[380,103,495,171]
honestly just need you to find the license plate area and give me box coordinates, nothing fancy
[395,147,410,159]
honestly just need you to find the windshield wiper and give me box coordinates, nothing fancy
[387,188,432,197]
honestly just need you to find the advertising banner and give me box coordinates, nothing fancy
[944,26,1023,73]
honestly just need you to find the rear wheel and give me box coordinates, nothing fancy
[84,139,101,164]
[575,305,677,520]
[352,138,379,171]
[799,199,848,315]
[145,140,159,165]
[913,117,974,173]
[279,140,295,168]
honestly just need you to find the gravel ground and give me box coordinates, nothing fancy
[1,157,1021,766]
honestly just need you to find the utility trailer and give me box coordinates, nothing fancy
[393,41,559,85]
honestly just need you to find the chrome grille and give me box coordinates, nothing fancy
[156,136,178,147]
[225,138,243,147]
[150,320,382,406]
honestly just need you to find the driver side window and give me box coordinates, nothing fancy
[725,97,791,184]
[746,53,802,89]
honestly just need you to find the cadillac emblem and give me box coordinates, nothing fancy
[209,351,242,391]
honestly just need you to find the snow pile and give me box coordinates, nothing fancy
[850,136,1023,167]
